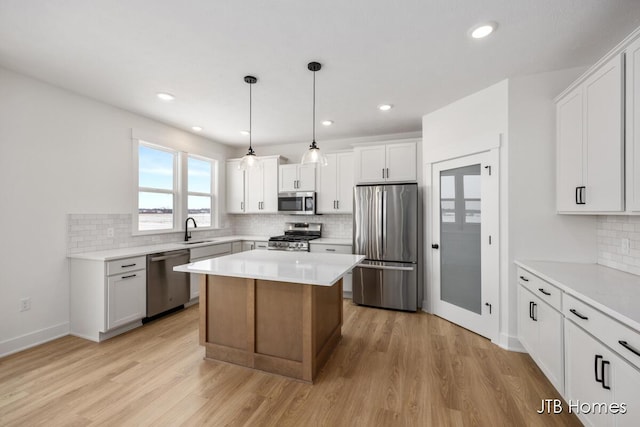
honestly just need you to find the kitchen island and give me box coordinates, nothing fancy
[174,250,364,383]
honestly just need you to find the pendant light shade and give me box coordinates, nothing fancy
[239,75,258,170]
[301,62,328,166]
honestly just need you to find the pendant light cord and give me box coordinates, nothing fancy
[312,70,316,144]
[249,81,253,152]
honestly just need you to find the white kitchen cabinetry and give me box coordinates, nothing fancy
[517,261,640,427]
[242,240,268,251]
[517,269,564,394]
[354,141,416,184]
[556,55,624,212]
[71,255,146,342]
[565,320,640,427]
[189,243,233,299]
[226,159,246,213]
[626,36,640,211]
[310,243,353,296]
[317,152,354,213]
[279,164,316,192]
[226,156,280,214]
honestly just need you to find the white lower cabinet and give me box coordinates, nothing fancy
[517,284,564,394]
[518,262,640,427]
[242,240,268,251]
[71,255,146,342]
[107,270,146,330]
[310,243,353,296]
[565,320,640,427]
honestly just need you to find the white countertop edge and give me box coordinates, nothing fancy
[175,252,365,286]
[515,260,640,333]
[67,235,271,261]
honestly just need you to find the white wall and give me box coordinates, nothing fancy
[0,67,233,356]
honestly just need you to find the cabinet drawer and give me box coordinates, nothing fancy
[190,243,232,260]
[106,256,146,276]
[517,267,562,311]
[310,244,352,254]
[564,293,640,371]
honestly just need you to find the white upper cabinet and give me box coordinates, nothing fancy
[316,152,354,214]
[226,159,245,213]
[556,52,625,213]
[354,141,417,184]
[626,36,640,211]
[226,156,280,214]
[279,164,316,192]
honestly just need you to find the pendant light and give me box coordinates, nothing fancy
[301,62,328,166]
[239,75,258,170]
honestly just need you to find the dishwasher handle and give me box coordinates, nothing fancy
[149,251,190,262]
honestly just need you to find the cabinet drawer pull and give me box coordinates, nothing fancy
[538,288,551,296]
[325,248,336,252]
[121,274,137,279]
[519,275,529,282]
[569,308,588,320]
[594,354,603,384]
[121,263,136,268]
[619,340,640,357]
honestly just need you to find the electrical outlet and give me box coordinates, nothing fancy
[107,227,114,238]
[622,238,630,255]
[20,297,31,312]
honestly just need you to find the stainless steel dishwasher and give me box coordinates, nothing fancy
[146,249,190,318]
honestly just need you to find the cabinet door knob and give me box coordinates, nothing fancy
[431,244,439,249]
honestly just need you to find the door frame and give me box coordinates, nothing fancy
[428,149,500,342]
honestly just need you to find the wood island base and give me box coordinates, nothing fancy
[198,274,343,383]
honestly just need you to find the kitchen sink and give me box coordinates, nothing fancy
[179,239,216,245]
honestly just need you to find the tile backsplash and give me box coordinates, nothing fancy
[230,214,353,239]
[597,215,640,275]
[68,213,352,254]
[67,214,232,254]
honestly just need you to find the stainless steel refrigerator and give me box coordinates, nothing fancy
[353,183,420,311]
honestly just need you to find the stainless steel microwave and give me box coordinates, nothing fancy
[278,192,316,215]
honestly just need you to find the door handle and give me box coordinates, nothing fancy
[386,168,389,179]
[569,308,589,320]
[538,288,551,296]
[601,360,611,390]
[619,340,640,357]
[575,186,580,205]
[336,200,339,209]
[531,302,537,321]
[529,301,534,320]
[519,275,529,282]
[485,302,492,314]
[431,244,439,249]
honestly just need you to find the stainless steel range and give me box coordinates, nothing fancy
[268,222,322,251]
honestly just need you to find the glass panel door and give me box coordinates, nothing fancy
[440,164,481,314]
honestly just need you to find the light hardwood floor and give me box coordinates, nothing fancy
[0,301,580,426]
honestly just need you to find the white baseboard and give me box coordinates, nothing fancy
[497,332,526,352]
[0,322,69,358]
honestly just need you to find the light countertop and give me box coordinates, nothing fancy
[515,260,640,332]
[174,250,365,286]
[67,235,270,261]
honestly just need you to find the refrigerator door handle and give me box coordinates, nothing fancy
[357,263,415,272]
[381,189,387,258]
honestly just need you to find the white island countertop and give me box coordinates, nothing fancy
[174,250,365,286]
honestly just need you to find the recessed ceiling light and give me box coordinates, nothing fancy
[378,104,393,111]
[240,130,250,136]
[156,92,175,101]
[192,126,203,132]
[470,22,497,39]
[322,120,334,126]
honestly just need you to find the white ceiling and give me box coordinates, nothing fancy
[1,1,639,147]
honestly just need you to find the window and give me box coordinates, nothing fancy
[187,155,214,227]
[137,143,177,231]
[135,140,218,233]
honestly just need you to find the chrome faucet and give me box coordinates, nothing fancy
[184,217,197,241]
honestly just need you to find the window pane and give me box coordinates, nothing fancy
[465,200,480,210]
[463,175,480,199]
[188,157,212,193]
[188,195,211,227]
[441,176,455,199]
[465,212,481,223]
[139,145,174,190]
[139,192,173,230]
